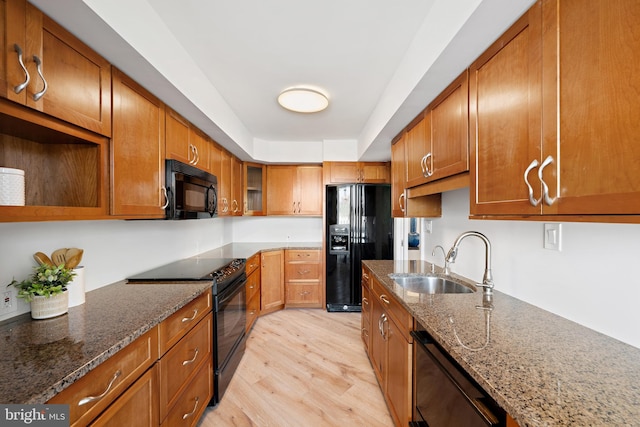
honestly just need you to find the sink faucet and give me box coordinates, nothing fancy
[445,231,494,296]
[431,245,450,275]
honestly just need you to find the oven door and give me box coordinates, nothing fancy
[215,275,247,370]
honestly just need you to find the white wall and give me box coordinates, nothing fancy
[0,216,323,322]
[396,188,640,349]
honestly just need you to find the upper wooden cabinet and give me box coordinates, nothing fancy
[165,108,208,170]
[391,134,406,218]
[325,161,390,184]
[244,162,266,216]
[1,0,111,136]
[471,0,640,219]
[218,149,231,215]
[267,165,323,216]
[111,68,166,218]
[405,71,468,188]
[231,155,243,216]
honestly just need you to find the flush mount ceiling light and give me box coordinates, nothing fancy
[277,87,329,113]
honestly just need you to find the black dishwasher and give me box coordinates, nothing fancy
[410,329,505,427]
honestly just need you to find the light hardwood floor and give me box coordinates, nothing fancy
[197,309,394,427]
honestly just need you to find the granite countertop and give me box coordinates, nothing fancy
[363,259,640,426]
[0,242,321,404]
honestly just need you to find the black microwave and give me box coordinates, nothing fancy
[165,159,218,219]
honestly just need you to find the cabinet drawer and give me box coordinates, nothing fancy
[159,291,212,355]
[247,291,260,333]
[246,269,261,301]
[89,365,159,427]
[371,277,413,337]
[246,252,260,275]
[48,326,159,427]
[285,263,320,281]
[362,285,371,319]
[158,314,212,420]
[286,249,320,262]
[285,283,321,306]
[161,358,213,427]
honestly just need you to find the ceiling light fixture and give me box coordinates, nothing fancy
[277,87,329,113]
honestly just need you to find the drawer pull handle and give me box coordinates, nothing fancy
[13,44,30,94]
[182,348,200,366]
[32,55,48,101]
[181,309,198,323]
[298,269,310,275]
[379,295,390,305]
[182,396,200,420]
[362,297,369,306]
[78,370,122,406]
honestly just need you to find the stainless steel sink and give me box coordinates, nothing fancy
[389,275,475,294]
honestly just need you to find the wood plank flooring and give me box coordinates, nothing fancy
[197,309,394,427]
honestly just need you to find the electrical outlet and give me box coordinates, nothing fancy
[0,289,17,316]
[544,223,562,251]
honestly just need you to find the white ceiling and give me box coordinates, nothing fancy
[31,0,535,162]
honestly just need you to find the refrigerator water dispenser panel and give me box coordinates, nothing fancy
[329,224,350,254]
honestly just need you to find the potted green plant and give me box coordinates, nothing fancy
[7,264,76,319]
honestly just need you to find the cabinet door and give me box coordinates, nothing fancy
[231,156,243,215]
[261,250,284,315]
[326,162,359,183]
[25,7,111,136]
[244,163,266,215]
[266,165,296,215]
[111,68,166,217]
[541,0,640,215]
[391,135,406,217]
[165,108,191,165]
[190,128,209,171]
[0,0,27,104]
[296,165,323,215]
[361,162,390,183]
[386,319,412,427]
[405,113,431,188]
[207,141,221,179]
[430,71,469,182]
[369,294,386,387]
[218,150,231,215]
[470,4,542,216]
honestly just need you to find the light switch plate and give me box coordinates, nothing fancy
[543,223,562,251]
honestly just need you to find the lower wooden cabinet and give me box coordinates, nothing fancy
[161,355,213,427]
[246,254,261,333]
[284,249,322,308]
[89,365,159,427]
[364,265,413,427]
[261,249,284,315]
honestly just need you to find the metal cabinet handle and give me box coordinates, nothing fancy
[182,396,200,420]
[32,55,48,101]
[297,201,301,213]
[161,187,169,209]
[399,193,405,213]
[79,370,122,406]
[13,44,30,94]
[381,314,388,340]
[524,159,541,207]
[181,309,198,323]
[420,154,427,175]
[244,201,248,213]
[297,269,310,275]
[424,152,433,177]
[379,294,390,305]
[182,347,199,366]
[362,297,369,306]
[538,155,556,206]
[362,327,369,338]
[232,199,239,213]
[193,145,199,165]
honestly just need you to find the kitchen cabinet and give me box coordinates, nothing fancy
[48,326,159,427]
[472,0,640,219]
[158,291,213,425]
[243,162,266,216]
[218,149,231,215]
[111,68,166,218]
[365,266,412,427]
[1,0,111,136]
[246,252,261,333]
[165,108,207,170]
[390,134,406,217]
[284,249,322,308]
[266,165,323,216]
[325,161,390,184]
[361,267,372,352]
[260,249,284,315]
[405,71,468,188]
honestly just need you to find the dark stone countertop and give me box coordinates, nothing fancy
[0,242,321,404]
[363,259,640,426]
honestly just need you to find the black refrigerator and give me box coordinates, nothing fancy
[325,184,393,312]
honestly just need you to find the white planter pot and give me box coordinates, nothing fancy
[30,291,69,320]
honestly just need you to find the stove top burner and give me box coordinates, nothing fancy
[127,258,245,284]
